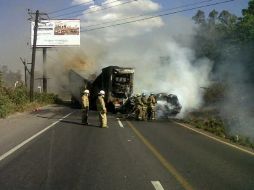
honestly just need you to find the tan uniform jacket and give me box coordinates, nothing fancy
[141,97,147,105]
[96,95,107,112]
[82,95,89,108]
[147,96,156,107]
[135,97,143,107]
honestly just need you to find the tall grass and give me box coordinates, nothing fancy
[0,83,58,118]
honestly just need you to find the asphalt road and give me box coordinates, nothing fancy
[0,106,254,190]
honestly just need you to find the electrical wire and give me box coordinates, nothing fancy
[83,0,214,29]
[51,0,137,19]
[48,0,94,15]
[81,0,234,32]
[51,0,120,18]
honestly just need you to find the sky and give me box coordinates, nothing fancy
[0,0,249,73]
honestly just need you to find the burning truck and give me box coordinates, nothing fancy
[69,66,134,112]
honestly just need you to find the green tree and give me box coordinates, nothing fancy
[218,10,237,26]
[208,9,219,25]
[0,71,2,88]
[238,0,254,41]
[192,10,206,24]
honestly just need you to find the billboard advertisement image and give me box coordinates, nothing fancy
[31,19,80,47]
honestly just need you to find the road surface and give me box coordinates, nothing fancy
[0,105,253,190]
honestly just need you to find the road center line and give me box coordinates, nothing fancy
[126,121,193,190]
[175,122,254,157]
[151,181,165,190]
[117,118,124,128]
[0,111,75,162]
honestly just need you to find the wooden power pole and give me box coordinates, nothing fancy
[43,47,47,93]
[30,10,39,102]
[20,57,31,87]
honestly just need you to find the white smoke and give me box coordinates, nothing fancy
[48,0,213,115]
[216,55,254,139]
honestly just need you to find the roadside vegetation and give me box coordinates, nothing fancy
[178,83,254,150]
[0,73,59,118]
[179,1,254,150]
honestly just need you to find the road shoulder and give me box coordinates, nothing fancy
[0,105,74,155]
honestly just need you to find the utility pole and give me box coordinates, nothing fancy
[20,57,31,87]
[28,10,49,96]
[43,47,47,93]
[30,10,39,102]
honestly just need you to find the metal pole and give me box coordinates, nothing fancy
[24,62,27,87]
[30,10,39,102]
[43,47,47,93]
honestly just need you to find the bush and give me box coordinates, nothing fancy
[6,86,29,105]
[34,92,57,104]
[0,91,14,118]
[0,84,60,118]
[203,83,226,105]
[186,116,254,149]
[187,117,226,138]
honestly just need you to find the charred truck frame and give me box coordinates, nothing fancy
[69,66,134,112]
[69,70,92,106]
[90,66,134,112]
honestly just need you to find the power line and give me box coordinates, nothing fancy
[53,0,137,19]
[84,0,214,29]
[48,0,94,15]
[81,0,234,32]
[51,0,137,19]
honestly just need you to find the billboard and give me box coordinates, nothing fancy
[31,20,80,47]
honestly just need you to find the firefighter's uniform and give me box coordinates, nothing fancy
[134,94,143,120]
[96,90,108,128]
[81,90,89,125]
[141,93,148,121]
[147,94,156,120]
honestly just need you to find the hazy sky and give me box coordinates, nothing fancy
[0,0,249,73]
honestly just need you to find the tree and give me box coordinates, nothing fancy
[0,70,2,88]
[208,9,219,25]
[192,10,206,24]
[238,0,254,41]
[218,10,237,26]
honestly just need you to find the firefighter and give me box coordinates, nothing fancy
[141,93,148,121]
[81,89,89,125]
[134,93,143,120]
[147,92,157,120]
[96,90,108,128]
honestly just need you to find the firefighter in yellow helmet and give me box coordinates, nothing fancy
[81,89,89,125]
[147,92,157,120]
[96,90,108,128]
[134,93,143,120]
[141,93,148,121]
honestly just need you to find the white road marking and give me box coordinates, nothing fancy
[151,181,165,190]
[0,111,74,162]
[117,118,124,128]
[175,122,254,157]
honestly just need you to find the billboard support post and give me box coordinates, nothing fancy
[43,47,47,93]
[30,10,39,102]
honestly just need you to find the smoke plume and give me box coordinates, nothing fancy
[216,50,254,140]
[48,0,213,116]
